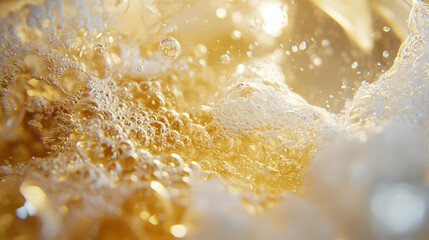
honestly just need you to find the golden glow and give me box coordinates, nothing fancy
[260,1,288,37]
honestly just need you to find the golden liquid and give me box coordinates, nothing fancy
[0,0,419,239]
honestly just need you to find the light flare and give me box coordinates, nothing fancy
[259,2,288,37]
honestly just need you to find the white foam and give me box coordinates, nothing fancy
[188,1,429,239]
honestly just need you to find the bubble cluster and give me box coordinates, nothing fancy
[0,4,325,238]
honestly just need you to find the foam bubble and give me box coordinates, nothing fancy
[159,37,181,60]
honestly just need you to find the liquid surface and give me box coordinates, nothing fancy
[0,0,429,240]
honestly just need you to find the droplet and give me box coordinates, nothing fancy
[383,51,390,58]
[291,45,299,52]
[299,41,307,50]
[383,26,391,32]
[351,61,359,69]
[93,44,105,55]
[137,66,144,72]
[220,54,230,64]
[159,37,181,60]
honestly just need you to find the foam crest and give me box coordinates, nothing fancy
[345,0,429,137]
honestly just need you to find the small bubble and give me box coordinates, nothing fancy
[321,39,330,47]
[351,61,359,69]
[159,37,181,60]
[138,66,144,72]
[216,7,227,19]
[130,174,139,182]
[145,93,165,110]
[383,51,390,58]
[246,51,252,58]
[93,44,105,55]
[236,64,245,73]
[291,45,298,52]
[383,26,391,32]
[220,54,230,64]
[232,11,243,23]
[197,44,208,55]
[231,30,242,40]
[312,57,322,66]
[299,41,307,50]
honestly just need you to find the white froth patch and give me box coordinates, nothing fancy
[213,58,333,137]
[371,183,427,235]
[188,2,429,239]
[187,179,337,240]
[345,1,429,138]
[309,121,429,239]
[187,122,429,239]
